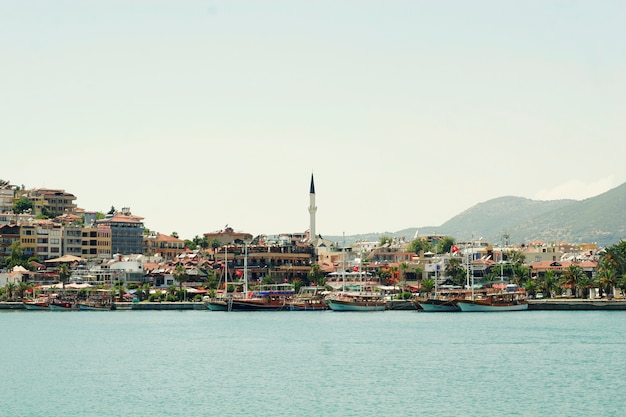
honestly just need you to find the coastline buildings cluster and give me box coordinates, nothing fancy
[0,176,617,302]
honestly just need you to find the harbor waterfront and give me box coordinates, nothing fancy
[2,310,626,417]
[4,298,626,310]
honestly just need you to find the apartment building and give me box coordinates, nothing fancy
[96,208,144,255]
[144,232,185,260]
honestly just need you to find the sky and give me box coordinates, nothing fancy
[2,1,625,240]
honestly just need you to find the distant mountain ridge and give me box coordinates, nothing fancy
[327,182,626,247]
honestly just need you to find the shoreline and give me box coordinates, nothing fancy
[4,299,626,311]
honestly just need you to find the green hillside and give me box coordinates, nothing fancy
[329,182,626,247]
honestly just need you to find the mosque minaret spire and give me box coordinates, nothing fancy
[308,173,317,241]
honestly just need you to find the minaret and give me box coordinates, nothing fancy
[308,173,317,241]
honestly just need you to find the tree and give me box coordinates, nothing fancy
[171,231,179,239]
[173,264,188,301]
[58,263,71,289]
[420,277,435,294]
[5,282,16,301]
[596,259,617,298]
[399,262,409,291]
[561,265,585,298]
[308,263,325,287]
[407,238,434,255]
[537,270,560,298]
[445,258,466,287]
[379,236,393,247]
[13,196,33,214]
[437,237,456,254]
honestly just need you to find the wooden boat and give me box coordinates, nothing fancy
[288,286,328,311]
[227,283,295,311]
[49,300,76,311]
[457,290,528,312]
[78,301,116,311]
[326,289,386,312]
[22,298,50,310]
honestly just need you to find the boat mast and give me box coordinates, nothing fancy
[243,242,249,294]
[342,232,346,291]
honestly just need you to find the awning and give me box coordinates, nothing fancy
[44,255,85,263]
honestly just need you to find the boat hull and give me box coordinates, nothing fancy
[228,300,288,311]
[49,302,76,311]
[418,299,461,312]
[326,299,385,312]
[22,302,49,310]
[457,301,528,312]
[78,303,115,311]
[206,300,230,311]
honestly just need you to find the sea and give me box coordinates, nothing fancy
[1,309,625,417]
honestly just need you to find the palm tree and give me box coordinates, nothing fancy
[58,263,71,289]
[561,265,585,298]
[5,282,16,301]
[420,277,435,295]
[17,281,30,300]
[308,263,325,287]
[537,270,559,298]
[389,266,399,292]
[445,258,465,287]
[173,264,188,300]
[399,262,409,291]
[596,259,617,298]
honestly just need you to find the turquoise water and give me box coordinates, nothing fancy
[1,310,625,417]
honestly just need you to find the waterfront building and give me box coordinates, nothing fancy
[15,188,77,217]
[203,226,253,246]
[63,224,84,258]
[144,232,185,261]
[19,223,36,259]
[96,208,144,255]
[0,224,20,264]
[81,223,112,260]
[35,221,63,261]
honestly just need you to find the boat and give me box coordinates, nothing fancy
[78,301,116,311]
[457,248,528,312]
[418,297,461,312]
[226,283,295,311]
[326,236,386,312]
[49,300,76,311]
[22,297,50,310]
[456,290,528,312]
[326,288,386,311]
[288,286,328,311]
[417,253,461,312]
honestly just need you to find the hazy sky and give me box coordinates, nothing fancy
[3,1,625,240]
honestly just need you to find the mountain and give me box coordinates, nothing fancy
[326,182,626,247]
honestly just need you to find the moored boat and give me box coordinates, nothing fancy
[49,300,76,311]
[457,291,528,312]
[22,298,50,310]
[227,283,295,311]
[326,289,386,312]
[78,302,116,311]
[418,298,461,312]
[288,286,328,311]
